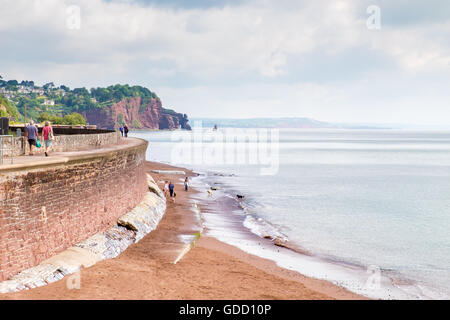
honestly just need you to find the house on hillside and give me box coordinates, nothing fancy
[32,88,44,95]
[54,89,66,96]
[0,88,15,99]
[17,87,31,94]
[17,84,34,93]
[2,93,14,100]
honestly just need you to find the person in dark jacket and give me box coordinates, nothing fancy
[169,181,175,197]
[184,177,189,191]
[124,125,129,138]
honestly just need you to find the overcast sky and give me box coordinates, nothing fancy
[0,0,449,124]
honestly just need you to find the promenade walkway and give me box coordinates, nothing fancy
[0,138,145,172]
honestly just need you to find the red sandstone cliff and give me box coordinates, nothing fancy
[82,97,190,130]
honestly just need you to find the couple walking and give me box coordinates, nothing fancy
[25,120,54,156]
[164,181,176,201]
[163,177,190,201]
[119,125,129,137]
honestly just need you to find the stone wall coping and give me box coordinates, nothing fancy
[0,137,148,174]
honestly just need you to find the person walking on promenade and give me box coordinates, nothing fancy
[25,120,38,155]
[41,121,54,157]
[184,177,189,191]
[124,124,129,138]
[119,126,124,137]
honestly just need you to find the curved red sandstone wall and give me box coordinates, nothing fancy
[0,138,149,281]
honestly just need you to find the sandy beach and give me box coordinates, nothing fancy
[0,161,365,300]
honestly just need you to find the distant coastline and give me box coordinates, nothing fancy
[190,117,394,130]
[190,117,450,130]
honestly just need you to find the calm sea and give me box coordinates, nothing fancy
[131,128,450,299]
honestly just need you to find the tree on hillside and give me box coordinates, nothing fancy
[20,80,34,87]
[37,112,52,123]
[0,94,22,120]
[63,112,87,125]
[73,87,89,97]
[90,87,111,102]
[38,111,86,125]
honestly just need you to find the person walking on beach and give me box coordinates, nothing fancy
[169,181,175,197]
[184,177,189,191]
[124,125,129,138]
[41,121,54,157]
[164,181,169,197]
[119,126,124,137]
[25,120,38,155]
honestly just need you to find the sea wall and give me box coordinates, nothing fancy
[2,131,120,157]
[0,138,149,282]
[0,174,166,293]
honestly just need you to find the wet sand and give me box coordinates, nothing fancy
[0,161,365,300]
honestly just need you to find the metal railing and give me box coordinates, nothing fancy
[0,135,14,165]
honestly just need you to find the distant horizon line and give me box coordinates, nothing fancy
[189,117,450,129]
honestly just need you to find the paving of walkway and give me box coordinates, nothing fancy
[0,138,143,171]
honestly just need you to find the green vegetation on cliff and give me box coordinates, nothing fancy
[38,112,87,126]
[0,77,188,129]
[0,94,21,120]
[0,79,160,122]
[162,107,189,124]
[91,84,159,107]
[133,119,143,128]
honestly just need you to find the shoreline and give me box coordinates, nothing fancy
[0,160,365,300]
[187,171,369,300]
[187,165,440,300]
[149,161,367,300]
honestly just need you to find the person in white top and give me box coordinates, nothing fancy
[164,181,169,197]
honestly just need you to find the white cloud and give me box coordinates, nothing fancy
[0,0,449,124]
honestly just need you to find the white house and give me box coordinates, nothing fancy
[54,89,66,96]
[32,88,44,95]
